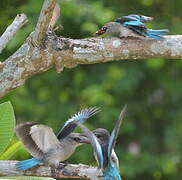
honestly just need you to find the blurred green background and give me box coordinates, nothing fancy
[0,0,182,179]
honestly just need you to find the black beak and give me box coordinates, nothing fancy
[78,134,91,144]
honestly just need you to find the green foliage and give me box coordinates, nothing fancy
[0,141,22,160]
[0,0,182,180]
[0,102,15,155]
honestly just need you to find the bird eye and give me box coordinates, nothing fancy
[102,27,108,31]
[96,134,102,139]
[73,137,80,142]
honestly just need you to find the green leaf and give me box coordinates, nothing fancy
[0,176,56,180]
[145,58,165,69]
[0,141,22,160]
[0,102,15,154]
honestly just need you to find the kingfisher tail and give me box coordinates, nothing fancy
[16,158,42,171]
[147,29,169,40]
[148,29,169,35]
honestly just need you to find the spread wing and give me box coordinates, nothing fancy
[107,105,127,160]
[16,122,60,159]
[57,107,101,140]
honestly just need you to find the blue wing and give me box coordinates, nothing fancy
[148,29,169,35]
[128,14,153,22]
[146,29,169,40]
[107,105,127,160]
[115,16,146,27]
[57,107,101,140]
[116,15,169,40]
[77,123,104,169]
[123,20,145,27]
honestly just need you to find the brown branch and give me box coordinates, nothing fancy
[0,34,182,98]
[0,160,102,179]
[49,3,60,29]
[31,0,57,46]
[0,13,28,53]
[53,35,182,64]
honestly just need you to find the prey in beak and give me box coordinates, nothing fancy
[95,26,108,36]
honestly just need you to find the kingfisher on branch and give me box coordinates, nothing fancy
[95,14,169,40]
[78,105,127,180]
[15,107,100,171]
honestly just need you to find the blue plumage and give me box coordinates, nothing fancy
[16,158,42,171]
[104,163,121,180]
[115,14,169,40]
[124,20,145,27]
[148,29,169,35]
[78,105,127,180]
[147,31,164,40]
[127,14,153,22]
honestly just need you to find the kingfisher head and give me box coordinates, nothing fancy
[66,132,90,147]
[92,128,110,144]
[95,22,121,36]
[79,128,110,146]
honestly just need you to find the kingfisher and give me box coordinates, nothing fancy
[15,107,100,171]
[92,128,119,169]
[78,105,127,180]
[95,14,169,40]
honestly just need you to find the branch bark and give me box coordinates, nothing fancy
[0,160,102,180]
[31,0,57,46]
[0,13,28,53]
[0,34,182,98]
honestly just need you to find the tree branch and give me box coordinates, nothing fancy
[0,160,102,179]
[31,0,57,45]
[0,13,28,53]
[49,3,60,29]
[0,34,182,98]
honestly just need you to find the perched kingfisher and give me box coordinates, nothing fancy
[92,128,119,169]
[95,14,169,40]
[15,107,100,171]
[78,105,127,180]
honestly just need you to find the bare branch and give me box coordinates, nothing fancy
[55,35,182,64]
[0,34,182,98]
[31,0,57,45]
[0,13,28,54]
[49,3,61,29]
[0,41,53,98]
[0,160,102,179]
